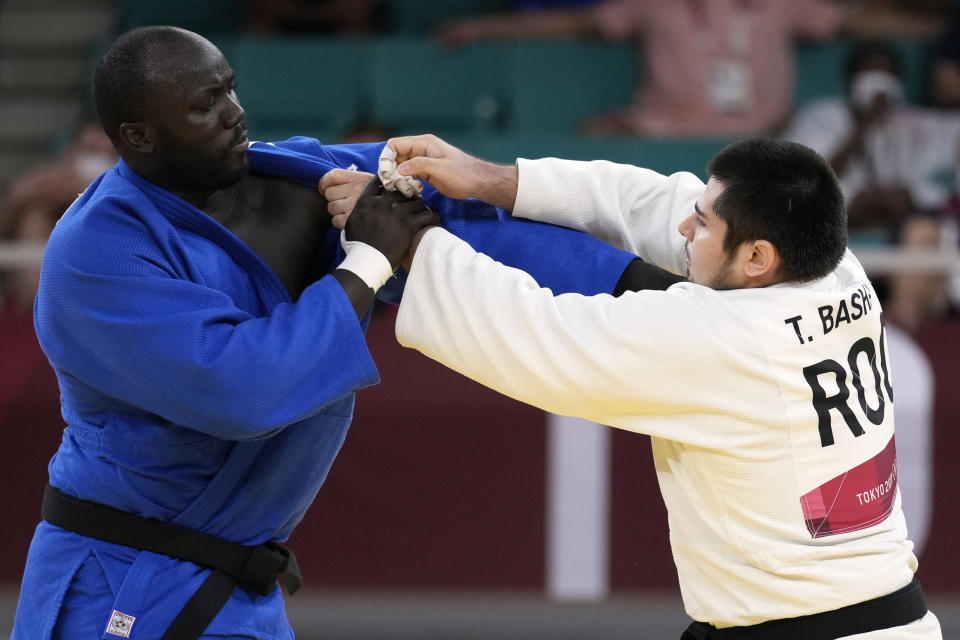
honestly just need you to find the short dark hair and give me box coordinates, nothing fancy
[706,138,847,283]
[93,26,192,143]
[845,40,902,85]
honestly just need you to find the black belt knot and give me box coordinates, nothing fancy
[241,540,302,596]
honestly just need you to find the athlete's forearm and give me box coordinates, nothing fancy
[333,269,376,320]
[471,161,518,212]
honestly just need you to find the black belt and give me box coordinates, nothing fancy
[41,483,303,640]
[681,577,927,640]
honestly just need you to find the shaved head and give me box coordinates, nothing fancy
[94,26,217,144]
[92,26,249,194]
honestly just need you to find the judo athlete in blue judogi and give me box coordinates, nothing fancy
[13,26,682,640]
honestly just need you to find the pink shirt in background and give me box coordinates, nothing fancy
[594,0,843,136]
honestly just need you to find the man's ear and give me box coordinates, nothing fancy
[743,239,782,284]
[118,122,155,153]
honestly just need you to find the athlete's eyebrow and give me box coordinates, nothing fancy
[194,71,236,95]
[694,202,706,220]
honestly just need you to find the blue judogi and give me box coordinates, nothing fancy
[14,138,636,639]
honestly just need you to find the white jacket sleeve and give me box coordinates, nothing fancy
[513,157,705,275]
[396,228,773,449]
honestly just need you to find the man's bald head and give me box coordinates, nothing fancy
[92,26,249,194]
[93,26,218,145]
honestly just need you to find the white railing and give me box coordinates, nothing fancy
[852,247,960,276]
[2,242,960,276]
[0,242,45,269]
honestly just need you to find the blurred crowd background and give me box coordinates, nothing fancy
[2,1,960,638]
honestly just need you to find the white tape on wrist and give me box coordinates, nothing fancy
[378,145,423,197]
[339,231,394,291]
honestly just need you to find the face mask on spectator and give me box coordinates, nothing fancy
[850,70,904,111]
[74,152,118,182]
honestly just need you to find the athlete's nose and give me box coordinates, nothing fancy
[678,211,696,242]
[223,91,245,129]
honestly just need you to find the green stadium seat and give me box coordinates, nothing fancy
[444,133,731,181]
[249,128,346,146]
[382,0,512,35]
[370,36,513,135]
[445,132,639,166]
[510,40,637,132]
[228,37,373,143]
[793,39,853,107]
[625,137,733,179]
[891,38,933,105]
[120,0,246,34]
[849,228,895,248]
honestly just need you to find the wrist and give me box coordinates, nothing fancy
[403,226,442,274]
[339,231,394,292]
[476,161,518,212]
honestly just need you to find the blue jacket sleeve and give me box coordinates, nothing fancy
[250,138,638,299]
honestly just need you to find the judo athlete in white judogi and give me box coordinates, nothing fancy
[375,135,943,639]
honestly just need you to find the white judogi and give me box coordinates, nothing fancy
[396,158,941,638]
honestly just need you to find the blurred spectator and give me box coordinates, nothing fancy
[0,120,114,581]
[784,40,960,331]
[56,119,119,186]
[884,215,959,331]
[245,0,384,34]
[0,117,114,409]
[929,5,960,311]
[0,121,116,254]
[0,146,93,333]
[0,168,66,313]
[515,0,600,8]
[783,40,960,235]
[439,0,945,138]
[929,2,960,109]
[0,179,65,581]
